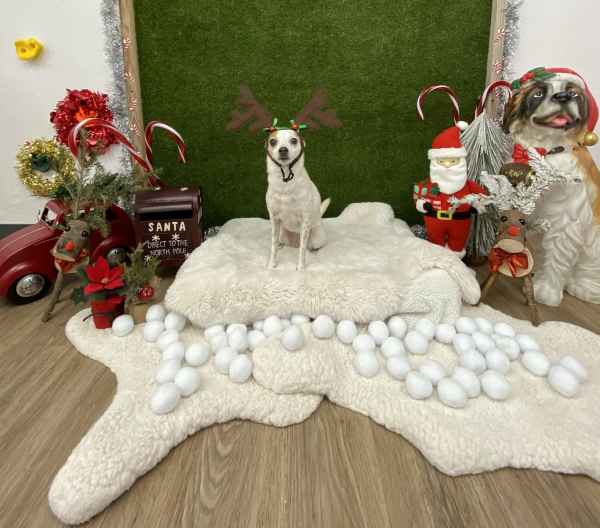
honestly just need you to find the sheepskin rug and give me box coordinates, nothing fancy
[165,202,481,327]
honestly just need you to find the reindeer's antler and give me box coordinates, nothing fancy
[226,86,274,133]
[294,87,342,131]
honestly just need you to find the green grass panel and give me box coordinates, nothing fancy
[135,0,492,228]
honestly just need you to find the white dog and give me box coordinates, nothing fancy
[265,129,330,270]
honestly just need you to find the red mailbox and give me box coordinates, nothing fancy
[134,185,203,266]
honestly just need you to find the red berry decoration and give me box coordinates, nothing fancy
[292,124,298,131]
[269,126,276,132]
[140,286,154,300]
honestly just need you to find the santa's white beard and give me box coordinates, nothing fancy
[429,158,468,194]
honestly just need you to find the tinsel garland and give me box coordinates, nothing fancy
[497,0,523,122]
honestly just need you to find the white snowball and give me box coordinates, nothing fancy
[558,355,588,383]
[162,341,185,362]
[459,349,486,375]
[247,330,267,352]
[453,333,475,355]
[380,337,405,358]
[282,325,304,351]
[185,342,209,366]
[112,314,134,337]
[490,333,502,344]
[472,331,496,354]
[480,370,510,400]
[143,320,164,342]
[455,317,478,335]
[150,382,181,414]
[354,351,380,378]
[336,320,358,344]
[157,329,180,351]
[156,358,181,383]
[229,354,253,383]
[515,334,541,352]
[451,366,480,398]
[164,311,187,332]
[226,323,247,335]
[210,331,229,353]
[414,318,436,341]
[228,327,249,353]
[404,330,429,355]
[252,320,264,331]
[263,315,284,337]
[146,304,166,323]
[485,349,510,374]
[437,378,467,408]
[435,323,456,344]
[313,315,335,338]
[386,355,411,379]
[290,313,310,325]
[214,347,238,374]
[204,324,225,342]
[174,367,200,396]
[405,371,433,400]
[474,317,494,336]
[522,350,550,376]
[281,318,291,330]
[495,336,521,360]
[418,359,446,386]
[388,316,408,339]
[548,365,580,398]
[494,322,516,338]
[368,321,389,345]
[352,334,376,354]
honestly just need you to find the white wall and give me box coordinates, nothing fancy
[0,0,598,225]
[0,0,120,225]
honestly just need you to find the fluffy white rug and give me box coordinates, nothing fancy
[165,203,480,327]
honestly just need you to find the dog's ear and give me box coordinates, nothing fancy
[300,136,306,148]
[502,87,529,135]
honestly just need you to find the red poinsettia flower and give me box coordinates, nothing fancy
[520,72,536,85]
[84,257,124,295]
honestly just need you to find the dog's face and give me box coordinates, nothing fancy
[502,79,589,138]
[266,130,304,165]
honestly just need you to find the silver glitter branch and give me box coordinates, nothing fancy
[497,0,524,122]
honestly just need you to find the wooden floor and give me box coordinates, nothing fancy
[1,265,600,528]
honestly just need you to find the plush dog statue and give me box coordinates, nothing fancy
[227,86,341,270]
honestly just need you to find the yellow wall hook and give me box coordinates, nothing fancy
[15,38,43,60]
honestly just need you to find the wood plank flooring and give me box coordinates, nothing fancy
[1,265,599,528]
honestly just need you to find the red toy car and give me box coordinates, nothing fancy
[0,200,136,304]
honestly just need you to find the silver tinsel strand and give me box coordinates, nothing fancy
[100,0,132,174]
[497,0,523,122]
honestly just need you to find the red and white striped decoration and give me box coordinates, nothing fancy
[417,85,461,124]
[130,123,140,136]
[124,72,136,84]
[144,121,186,172]
[494,28,506,42]
[129,98,138,112]
[474,81,512,119]
[493,60,501,75]
[123,38,131,52]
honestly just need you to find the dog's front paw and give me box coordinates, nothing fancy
[532,276,563,306]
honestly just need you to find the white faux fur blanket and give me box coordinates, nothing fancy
[165,203,480,327]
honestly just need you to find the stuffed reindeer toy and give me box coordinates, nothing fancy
[449,148,581,326]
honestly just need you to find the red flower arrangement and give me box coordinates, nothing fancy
[50,89,119,153]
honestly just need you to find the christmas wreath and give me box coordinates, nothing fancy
[15,139,75,196]
[51,89,118,153]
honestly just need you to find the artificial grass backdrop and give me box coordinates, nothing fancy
[135,0,492,229]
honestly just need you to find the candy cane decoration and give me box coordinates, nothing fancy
[493,60,501,75]
[144,121,186,172]
[124,72,136,84]
[130,123,140,136]
[123,38,131,52]
[129,98,138,112]
[417,85,461,124]
[474,81,512,119]
[494,28,506,42]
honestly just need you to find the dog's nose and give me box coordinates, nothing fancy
[553,92,572,104]
[279,147,288,154]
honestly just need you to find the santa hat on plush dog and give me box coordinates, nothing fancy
[417,85,470,159]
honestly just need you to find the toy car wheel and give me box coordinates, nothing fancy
[7,273,51,304]
[105,246,128,267]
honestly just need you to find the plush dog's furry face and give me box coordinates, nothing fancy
[502,79,589,139]
[266,130,304,165]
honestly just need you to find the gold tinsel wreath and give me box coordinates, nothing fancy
[15,139,75,197]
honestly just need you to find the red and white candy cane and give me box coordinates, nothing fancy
[474,81,512,119]
[417,85,461,124]
[144,121,186,173]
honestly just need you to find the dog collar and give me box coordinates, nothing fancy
[266,140,304,183]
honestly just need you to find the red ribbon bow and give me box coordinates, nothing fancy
[489,247,528,277]
[512,144,546,164]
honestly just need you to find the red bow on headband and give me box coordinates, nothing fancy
[489,247,529,277]
[512,144,546,164]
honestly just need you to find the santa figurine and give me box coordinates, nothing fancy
[415,86,489,257]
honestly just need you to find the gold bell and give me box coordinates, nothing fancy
[583,132,598,147]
